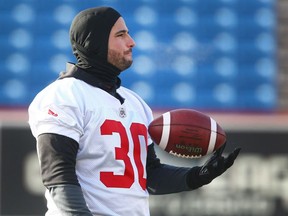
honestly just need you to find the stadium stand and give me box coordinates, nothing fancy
[0,0,277,111]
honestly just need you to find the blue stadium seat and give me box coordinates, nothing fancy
[0,0,277,111]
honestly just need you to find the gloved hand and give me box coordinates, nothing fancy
[186,143,241,189]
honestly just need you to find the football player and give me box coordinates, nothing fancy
[29,6,240,216]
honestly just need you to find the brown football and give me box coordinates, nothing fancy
[148,109,226,158]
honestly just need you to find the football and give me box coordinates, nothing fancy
[148,109,226,158]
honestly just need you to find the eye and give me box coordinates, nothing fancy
[115,30,129,38]
[117,33,124,37]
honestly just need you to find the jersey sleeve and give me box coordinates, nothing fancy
[28,81,84,142]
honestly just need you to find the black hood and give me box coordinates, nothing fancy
[69,7,122,83]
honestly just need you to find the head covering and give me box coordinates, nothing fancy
[69,7,122,83]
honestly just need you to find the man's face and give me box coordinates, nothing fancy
[107,17,136,71]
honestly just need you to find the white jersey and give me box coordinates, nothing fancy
[28,77,154,216]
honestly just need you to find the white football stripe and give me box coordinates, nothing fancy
[207,117,217,154]
[158,112,171,150]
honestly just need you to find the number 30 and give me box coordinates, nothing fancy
[100,120,147,190]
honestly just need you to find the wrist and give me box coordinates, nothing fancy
[186,166,204,190]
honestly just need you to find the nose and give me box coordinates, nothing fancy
[128,34,136,48]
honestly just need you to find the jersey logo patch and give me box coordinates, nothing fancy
[119,107,126,118]
[48,109,58,117]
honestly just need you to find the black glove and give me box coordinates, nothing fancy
[186,143,241,189]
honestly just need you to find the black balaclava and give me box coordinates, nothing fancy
[69,7,122,84]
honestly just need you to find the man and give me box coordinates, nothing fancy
[29,6,240,216]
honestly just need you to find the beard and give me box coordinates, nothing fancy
[107,48,133,71]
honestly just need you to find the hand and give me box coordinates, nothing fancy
[186,142,241,190]
[198,142,241,185]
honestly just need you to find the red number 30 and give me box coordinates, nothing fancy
[100,120,147,190]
